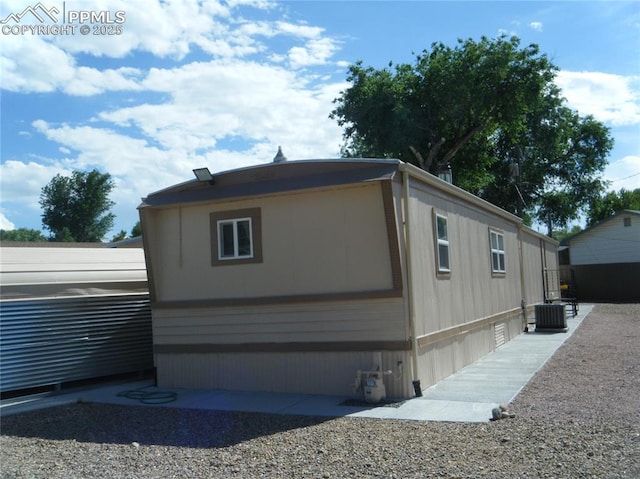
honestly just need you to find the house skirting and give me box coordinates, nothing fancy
[154,308,525,399]
[154,349,413,399]
[414,308,524,390]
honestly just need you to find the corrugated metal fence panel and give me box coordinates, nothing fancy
[0,293,153,393]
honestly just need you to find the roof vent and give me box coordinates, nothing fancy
[273,146,287,163]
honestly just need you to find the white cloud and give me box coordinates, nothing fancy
[0,36,76,93]
[530,22,543,32]
[276,21,324,39]
[288,37,338,68]
[0,0,342,96]
[47,0,237,59]
[0,213,16,230]
[64,67,143,96]
[555,71,640,126]
[0,35,144,95]
[0,160,71,210]
[98,59,345,155]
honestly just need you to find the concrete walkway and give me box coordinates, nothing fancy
[1,305,592,423]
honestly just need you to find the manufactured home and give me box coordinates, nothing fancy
[139,159,558,400]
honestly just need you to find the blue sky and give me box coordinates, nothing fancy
[1,0,638,238]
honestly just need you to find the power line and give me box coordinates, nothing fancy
[610,171,640,182]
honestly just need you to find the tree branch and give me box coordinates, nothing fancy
[440,125,484,166]
[408,145,426,169]
[424,137,446,172]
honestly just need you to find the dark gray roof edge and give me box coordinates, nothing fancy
[211,158,401,177]
[566,210,640,244]
[140,159,401,208]
[143,158,401,199]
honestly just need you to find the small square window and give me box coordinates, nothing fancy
[210,208,262,266]
[218,218,253,259]
[490,230,506,274]
[623,217,631,227]
[434,213,450,273]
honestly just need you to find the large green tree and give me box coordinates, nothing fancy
[40,169,115,242]
[331,35,613,235]
[480,105,612,233]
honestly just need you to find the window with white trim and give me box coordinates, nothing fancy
[435,213,450,273]
[210,208,262,266]
[218,217,253,259]
[490,230,506,273]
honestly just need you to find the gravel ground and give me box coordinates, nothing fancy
[1,303,638,478]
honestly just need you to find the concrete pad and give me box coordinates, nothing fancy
[0,305,593,423]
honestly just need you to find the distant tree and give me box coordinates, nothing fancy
[130,221,141,237]
[40,169,115,242]
[111,230,127,242]
[331,35,613,236]
[109,221,141,243]
[0,228,47,242]
[586,188,640,226]
[551,224,583,244]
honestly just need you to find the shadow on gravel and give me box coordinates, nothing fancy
[0,402,332,448]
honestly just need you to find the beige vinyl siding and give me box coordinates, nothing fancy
[406,180,521,337]
[152,297,407,346]
[148,183,393,302]
[400,172,543,390]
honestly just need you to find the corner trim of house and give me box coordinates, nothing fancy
[380,180,404,292]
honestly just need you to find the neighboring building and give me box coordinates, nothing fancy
[0,244,148,300]
[565,210,640,302]
[139,159,558,399]
[107,236,144,248]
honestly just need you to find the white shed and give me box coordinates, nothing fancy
[569,210,640,265]
[566,210,640,301]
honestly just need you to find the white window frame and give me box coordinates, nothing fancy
[434,212,450,274]
[490,229,506,274]
[218,217,253,260]
[210,208,262,267]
